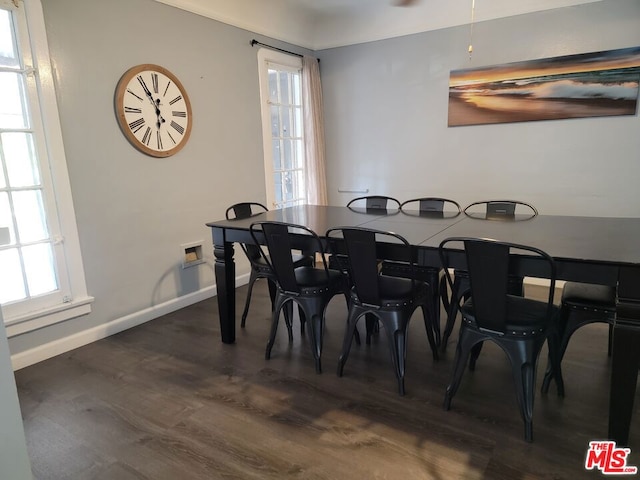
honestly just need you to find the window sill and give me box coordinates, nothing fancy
[3,296,94,338]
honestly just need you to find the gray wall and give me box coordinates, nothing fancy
[319,0,640,216]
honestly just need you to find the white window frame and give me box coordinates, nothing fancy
[1,0,92,336]
[256,48,306,209]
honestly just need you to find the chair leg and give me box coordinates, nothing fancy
[542,306,570,395]
[283,302,294,343]
[306,311,324,374]
[506,336,547,442]
[546,329,565,397]
[444,329,475,410]
[439,275,450,319]
[265,297,285,360]
[468,342,483,371]
[240,270,260,328]
[442,276,468,351]
[421,304,439,361]
[338,309,363,377]
[298,306,307,335]
[429,273,441,346]
[382,316,409,396]
[365,313,378,345]
[509,340,541,443]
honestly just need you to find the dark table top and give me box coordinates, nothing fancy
[207,204,640,268]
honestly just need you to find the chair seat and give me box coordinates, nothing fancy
[562,282,616,311]
[461,295,559,336]
[255,253,312,273]
[293,266,344,292]
[350,275,428,307]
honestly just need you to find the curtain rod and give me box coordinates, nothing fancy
[250,39,303,58]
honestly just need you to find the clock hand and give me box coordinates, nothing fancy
[137,76,165,121]
[154,98,166,129]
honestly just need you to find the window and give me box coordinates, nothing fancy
[0,0,91,335]
[257,49,306,209]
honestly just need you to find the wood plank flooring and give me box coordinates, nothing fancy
[15,281,640,479]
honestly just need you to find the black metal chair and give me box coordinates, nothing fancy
[441,200,538,350]
[439,237,563,442]
[226,202,314,329]
[541,282,615,394]
[346,195,401,213]
[249,221,346,374]
[380,197,462,346]
[331,195,402,342]
[463,199,538,220]
[326,227,439,396]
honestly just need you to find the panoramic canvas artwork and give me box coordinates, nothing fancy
[448,46,640,127]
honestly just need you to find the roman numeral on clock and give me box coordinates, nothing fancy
[152,73,159,94]
[128,117,145,132]
[170,121,185,135]
[169,95,182,105]
[125,106,142,114]
[142,127,151,146]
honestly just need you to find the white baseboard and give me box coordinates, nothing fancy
[11,274,250,370]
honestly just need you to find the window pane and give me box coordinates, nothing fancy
[23,242,57,296]
[0,9,19,69]
[0,72,29,128]
[273,173,282,204]
[0,248,26,303]
[271,140,281,170]
[279,72,290,104]
[283,139,292,170]
[270,105,279,137]
[281,106,291,138]
[268,69,278,103]
[3,132,41,187]
[12,189,48,242]
[283,171,293,201]
[292,74,301,105]
[0,192,15,245]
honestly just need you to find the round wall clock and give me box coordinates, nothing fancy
[115,64,192,157]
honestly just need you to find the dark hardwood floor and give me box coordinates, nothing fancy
[15,281,639,479]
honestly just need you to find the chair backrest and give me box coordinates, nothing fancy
[225,202,268,221]
[346,195,401,213]
[250,221,329,294]
[400,197,461,218]
[463,200,538,220]
[226,202,268,261]
[439,237,556,334]
[326,227,413,306]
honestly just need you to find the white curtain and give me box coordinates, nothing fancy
[302,55,328,206]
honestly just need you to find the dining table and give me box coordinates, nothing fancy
[206,204,640,445]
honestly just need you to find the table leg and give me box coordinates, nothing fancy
[213,227,236,344]
[609,324,640,445]
[610,266,640,445]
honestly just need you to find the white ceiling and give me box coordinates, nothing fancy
[154,0,603,50]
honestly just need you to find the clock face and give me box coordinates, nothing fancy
[115,64,192,157]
